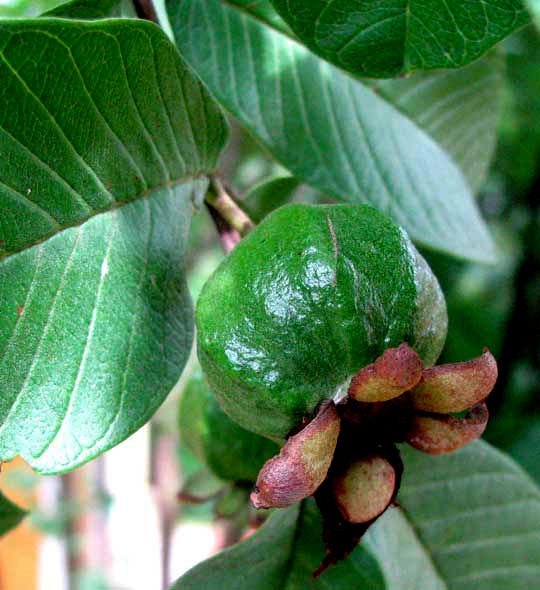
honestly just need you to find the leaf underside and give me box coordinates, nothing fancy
[168,0,497,262]
[0,19,227,474]
[370,50,504,194]
[172,441,540,590]
[172,499,386,589]
[377,441,540,590]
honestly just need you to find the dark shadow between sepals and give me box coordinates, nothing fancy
[313,432,404,578]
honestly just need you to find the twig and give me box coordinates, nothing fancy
[205,177,255,253]
[151,430,179,590]
[132,0,158,22]
[206,205,242,253]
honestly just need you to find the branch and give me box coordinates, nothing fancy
[132,0,158,22]
[206,177,255,253]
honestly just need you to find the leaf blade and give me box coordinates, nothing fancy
[168,0,496,262]
[171,499,385,589]
[0,19,227,473]
[371,441,540,590]
[370,50,504,193]
[43,0,137,18]
[268,0,528,77]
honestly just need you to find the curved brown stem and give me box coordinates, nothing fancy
[205,177,255,253]
[133,0,158,22]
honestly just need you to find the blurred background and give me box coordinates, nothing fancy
[1,0,540,588]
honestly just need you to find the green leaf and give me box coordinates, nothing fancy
[171,499,386,589]
[178,468,226,503]
[168,0,496,262]
[376,441,540,589]
[227,0,294,36]
[44,0,136,18]
[526,0,540,30]
[370,51,504,193]
[507,419,540,484]
[0,19,227,474]
[242,176,301,222]
[214,485,248,518]
[366,508,446,589]
[268,0,528,78]
[174,442,540,588]
[0,491,27,537]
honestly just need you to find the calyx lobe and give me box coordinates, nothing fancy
[251,402,340,509]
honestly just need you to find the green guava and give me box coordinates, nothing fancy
[179,372,279,482]
[196,204,447,442]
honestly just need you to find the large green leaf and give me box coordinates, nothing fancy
[0,491,27,537]
[168,0,496,262]
[370,51,504,194]
[44,0,136,18]
[225,0,504,195]
[174,441,540,589]
[171,499,385,589]
[269,0,528,77]
[378,441,540,589]
[366,508,446,589]
[0,19,227,474]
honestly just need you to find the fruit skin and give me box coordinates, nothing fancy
[179,373,279,483]
[197,203,447,441]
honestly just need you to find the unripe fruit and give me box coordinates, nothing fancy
[197,204,447,441]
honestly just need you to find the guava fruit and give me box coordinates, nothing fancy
[179,373,279,483]
[196,203,447,442]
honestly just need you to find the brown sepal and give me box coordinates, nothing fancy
[348,343,423,403]
[250,401,340,509]
[410,349,497,413]
[331,454,396,524]
[406,402,489,455]
[313,442,403,577]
